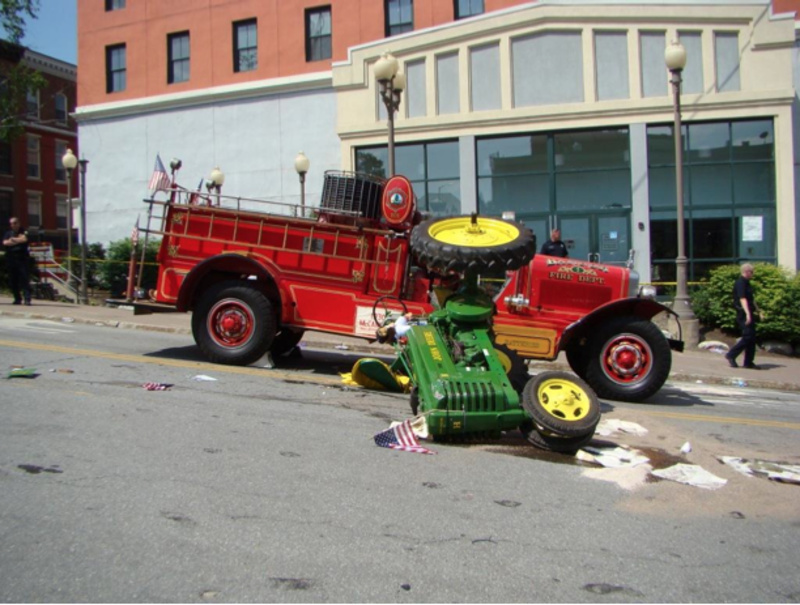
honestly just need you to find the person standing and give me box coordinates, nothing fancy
[725,263,759,369]
[3,217,32,306]
[540,228,569,257]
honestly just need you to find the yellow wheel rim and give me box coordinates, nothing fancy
[537,377,592,421]
[428,216,519,247]
[495,349,513,374]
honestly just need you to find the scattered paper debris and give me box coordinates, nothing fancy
[680,442,692,454]
[582,464,653,491]
[7,367,37,379]
[335,344,350,350]
[594,418,649,437]
[577,445,650,468]
[719,456,800,485]
[61,317,75,323]
[191,374,217,382]
[142,382,173,391]
[651,463,727,490]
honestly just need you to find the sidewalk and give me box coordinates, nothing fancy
[2,294,799,393]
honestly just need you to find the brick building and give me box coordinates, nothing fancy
[75,0,800,283]
[1,43,77,252]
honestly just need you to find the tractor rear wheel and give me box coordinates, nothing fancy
[192,281,276,366]
[410,214,535,275]
[493,342,529,394]
[522,371,600,438]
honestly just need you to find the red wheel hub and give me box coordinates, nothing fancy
[207,299,255,348]
[602,335,651,384]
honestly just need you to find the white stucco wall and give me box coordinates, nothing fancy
[77,86,339,245]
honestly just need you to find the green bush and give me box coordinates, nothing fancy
[690,263,800,344]
[97,237,160,298]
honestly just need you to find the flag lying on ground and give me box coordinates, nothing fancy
[142,382,173,391]
[374,416,435,455]
[148,154,171,193]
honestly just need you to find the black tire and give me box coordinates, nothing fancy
[520,421,595,453]
[583,317,671,402]
[192,280,276,366]
[410,386,420,416]
[493,342,529,394]
[566,346,588,379]
[521,371,601,437]
[410,214,535,275]
[271,328,304,357]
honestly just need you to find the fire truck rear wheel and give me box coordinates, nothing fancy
[410,215,535,275]
[519,421,595,453]
[521,371,600,438]
[193,281,276,366]
[584,317,671,402]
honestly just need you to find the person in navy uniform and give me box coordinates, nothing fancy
[540,228,568,257]
[725,263,760,369]
[3,217,32,306]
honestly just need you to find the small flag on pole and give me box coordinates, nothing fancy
[374,417,435,455]
[148,154,171,192]
[188,177,204,205]
[131,216,140,246]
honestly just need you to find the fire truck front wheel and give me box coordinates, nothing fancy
[192,281,276,366]
[583,317,671,402]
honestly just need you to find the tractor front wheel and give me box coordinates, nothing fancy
[522,371,600,438]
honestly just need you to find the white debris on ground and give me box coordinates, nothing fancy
[191,374,218,381]
[719,456,800,485]
[680,441,692,454]
[698,340,729,354]
[651,463,728,490]
[594,418,649,437]
[577,445,650,468]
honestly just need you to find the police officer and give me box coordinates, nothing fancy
[3,217,32,305]
[540,228,569,258]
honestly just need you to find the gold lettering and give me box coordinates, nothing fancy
[548,271,573,281]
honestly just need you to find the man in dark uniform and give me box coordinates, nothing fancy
[725,263,759,369]
[3,217,32,306]
[540,228,568,257]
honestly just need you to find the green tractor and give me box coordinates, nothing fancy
[393,214,601,453]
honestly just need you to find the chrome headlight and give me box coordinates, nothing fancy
[639,284,657,299]
[628,269,640,298]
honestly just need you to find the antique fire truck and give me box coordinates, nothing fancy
[130,161,682,404]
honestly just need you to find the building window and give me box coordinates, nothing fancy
[356,140,460,217]
[455,0,483,19]
[386,0,413,37]
[106,44,126,93]
[27,193,41,228]
[436,52,460,115]
[715,31,740,93]
[233,19,258,72]
[168,31,190,84]
[105,0,125,10]
[406,59,426,118]
[56,195,67,229]
[55,141,68,182]
[512,32,583,107]
[640,31,667,98]
[26,88,39,119]
[471,43,501,111]
[647,119,775,284]
[27,135,40,179]
[0,191,12,231]
[0,141,11,175]
[55,93,68,124]
[306,7,332,62]
[594,31,629,101]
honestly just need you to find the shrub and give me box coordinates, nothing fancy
[97,237,160,298]
[691,263,800,345]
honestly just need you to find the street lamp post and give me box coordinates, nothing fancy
[374,52,405,177]
[665,39,699,346]
[294,151,310,215]
[61,148,78,299]
[78,157,89,305]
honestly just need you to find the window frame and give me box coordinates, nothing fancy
[305,6,332,62]
[105,0,126,10]
[27,135,40,180]
[54,93,68,124]
[26,88,39,119]
[55,140,68,183]
[105,43,127,93]
[233,18,258,73]
[167,31,191,84]
[27,192,42,228]
[385,0,413,37]
[0,141,11,175]
[454,0,484,19]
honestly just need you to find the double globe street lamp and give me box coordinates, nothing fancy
[374,52,406,177]
[61,148,89,304]
[294,151,310,214]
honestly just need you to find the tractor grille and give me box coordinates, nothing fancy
[439,379,508,412]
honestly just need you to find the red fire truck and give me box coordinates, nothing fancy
[132,163,682,402]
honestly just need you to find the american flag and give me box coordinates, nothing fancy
[374,418,436,455]
[142,382,173,391]
[148,154,171,192]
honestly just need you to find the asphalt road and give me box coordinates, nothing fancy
[0,317,798,603]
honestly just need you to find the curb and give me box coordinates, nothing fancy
[2,307,798,393]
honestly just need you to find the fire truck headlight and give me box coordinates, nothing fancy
[639,285,657,299]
